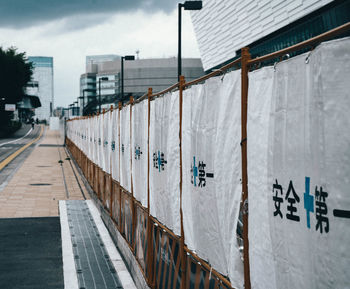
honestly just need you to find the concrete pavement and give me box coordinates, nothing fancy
[0,127,136,289]
[0,127,88,218]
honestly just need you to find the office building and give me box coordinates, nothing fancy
[79,55,204,114]
[28,56,54,121]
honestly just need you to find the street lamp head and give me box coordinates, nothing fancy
[124,55,135,61]
[183,1,202,10]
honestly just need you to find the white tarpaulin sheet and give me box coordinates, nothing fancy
[120,105,131,192]
[132,101,148,207]
[111,109,120,182]
[248,38,350,289]
[95,114,102,168]
[93,116,98,165]
[88,117,93,161]
[92,116,98,164]
[99,114,105,170]
[150,92,180,235]
[81,120,86,155]
[247,66,276,289]
[103,111,112,174]
[182,71,243,288]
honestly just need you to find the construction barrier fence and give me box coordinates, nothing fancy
[66,24,350,289]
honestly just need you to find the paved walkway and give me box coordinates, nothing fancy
[0,127,88,218]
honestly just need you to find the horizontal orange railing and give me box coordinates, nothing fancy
[66,22,350,289]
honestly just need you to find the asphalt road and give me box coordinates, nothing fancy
[0,217,64,289]
[0,124,42,191]
[0,126,65,289]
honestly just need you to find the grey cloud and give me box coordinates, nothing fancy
[52,14,112,34]
[0,0,176,29]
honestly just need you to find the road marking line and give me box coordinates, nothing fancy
[0,125,43,172]
[0,127,33,147]
[59,201,79,289]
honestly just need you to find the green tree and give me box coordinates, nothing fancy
[0,47,33,124]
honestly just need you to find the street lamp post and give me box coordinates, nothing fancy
[121,55,135,102]
[74,101,78,116]
[79,88,89,116]
[69,103,74,118]
[98,77,109,114]
[78,96,84,116]
[178,1,202,81]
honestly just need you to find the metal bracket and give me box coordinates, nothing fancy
[221,70,227,82]
[242,198,248,215]
[273,61,278,71]
[282,53,290,61]
[305,51,312,64]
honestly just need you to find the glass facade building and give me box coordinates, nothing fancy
[28,56,54,121]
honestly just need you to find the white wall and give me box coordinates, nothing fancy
[191,0,334,71]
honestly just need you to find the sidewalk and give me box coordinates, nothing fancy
[0,127,88,218]
[0,128,136,289]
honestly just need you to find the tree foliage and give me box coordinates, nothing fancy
[0,47,33,105]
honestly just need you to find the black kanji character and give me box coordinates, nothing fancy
[160,153,167,171]
[153,153,158,169]
[135,146,142,160]
[285,181,300,222]
[273,179,283,218]
[315,186,329,233]
[198,161,206,187]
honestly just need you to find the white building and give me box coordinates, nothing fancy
[28,56,54,121]
[191,0,347,71]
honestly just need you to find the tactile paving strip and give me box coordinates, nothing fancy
[66,200,123,289]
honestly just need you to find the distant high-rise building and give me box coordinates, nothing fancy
[28,56,54,121]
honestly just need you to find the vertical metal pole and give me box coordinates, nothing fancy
[83,90,85,116]
[99,78,101,114]
[121,57,124,102]
[110,105,114,217]
[146,87,154,287]
[129,97,134,198]
[178,4,182,82]
[64,117,67,146]
[241,47,251,289]
[129,96,136,251]
[118,101,123,231]
[179,75,186,289]
[97,111,101,199]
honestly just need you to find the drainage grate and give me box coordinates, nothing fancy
[30,183,52,186]
[66,200,123,289]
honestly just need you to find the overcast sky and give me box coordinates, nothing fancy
[0,0,201,107]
